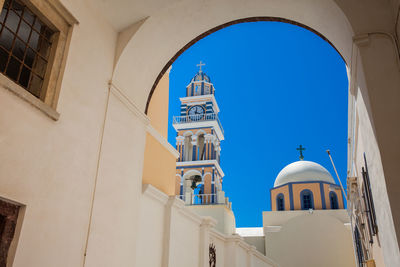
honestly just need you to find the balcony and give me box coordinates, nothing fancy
[177,193,231,209]
[172,113,224,137]
[178,194,217,205]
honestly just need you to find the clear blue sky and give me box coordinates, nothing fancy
[167,22,348,227]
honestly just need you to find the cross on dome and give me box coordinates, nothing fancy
[297,145,306,160]
[196,61,205,72]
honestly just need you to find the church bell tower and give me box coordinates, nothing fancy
[173,62,228,207]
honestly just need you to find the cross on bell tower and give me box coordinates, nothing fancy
[196,61,205,72]
[297,145,306,160]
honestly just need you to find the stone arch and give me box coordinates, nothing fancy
[182,169,202,195]
[112,0,355,115]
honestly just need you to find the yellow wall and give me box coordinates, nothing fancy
[142,70,177,195]
[175,176,181,195]
[323,184,344,209]
[147,70,170,139]
[271,185,290,211]
[292,183,323,210]
[142,133,177,195]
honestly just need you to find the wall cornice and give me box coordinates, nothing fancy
[142,184,169,204]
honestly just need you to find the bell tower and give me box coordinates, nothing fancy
[173,62,229,208]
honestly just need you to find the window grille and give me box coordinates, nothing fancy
[0,0,54,98]
[362,153,378,242]
[354,226,365,267]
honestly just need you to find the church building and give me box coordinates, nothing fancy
[238,150,356,267]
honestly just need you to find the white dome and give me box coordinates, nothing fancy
[274,160,335,187]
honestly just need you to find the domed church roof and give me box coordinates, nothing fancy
[191,71,211,83]
[274,160,335,187]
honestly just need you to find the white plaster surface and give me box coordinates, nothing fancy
[263,209,356,267]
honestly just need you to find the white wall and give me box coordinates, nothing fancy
[263,210,355,267]
[187,205,236,235]
[0,0,118,265]
[137,185,278,267]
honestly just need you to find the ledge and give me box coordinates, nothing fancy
[0,74,60,120]
[142,184,169,204]
[147,124,180,158]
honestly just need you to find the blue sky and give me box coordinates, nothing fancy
[167,22,348,227]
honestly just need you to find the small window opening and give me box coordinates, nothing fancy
[276,194,285,211]
[329,191,339,209]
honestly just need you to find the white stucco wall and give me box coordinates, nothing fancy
[137,185,277,267]
[0,0,119,265]
[187,204,236,235]
[263,210,355,267]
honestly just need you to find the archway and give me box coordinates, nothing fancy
[110,1,399,265]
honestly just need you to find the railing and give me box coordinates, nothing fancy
[173,113,224,136]
[177,194,217,205]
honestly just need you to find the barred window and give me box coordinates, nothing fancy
[0,0,54,98]
[362,153,378,242]
[0,0,77,120]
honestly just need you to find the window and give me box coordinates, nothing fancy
[0,0,77,119]
[0,0,54,97]
[329,191,339,209]
[276,194,285,211]
[301,190,314,210]
[205,85,210,94]
[354,226,365,267]
[0,199,21,267]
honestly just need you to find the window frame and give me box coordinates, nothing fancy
[0,0,77,120]
[300,189,314,210]
[276,193,285,211]
[329,191,339,209]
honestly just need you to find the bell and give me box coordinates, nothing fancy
[190,175,202,190]
[191,180,197,190]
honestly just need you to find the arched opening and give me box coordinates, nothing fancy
[182,131,195,161]
[144,19,348,219]
[300,190,314,210]
[106,0,400,265]
[197,133,205,160]
[144,17,347,114]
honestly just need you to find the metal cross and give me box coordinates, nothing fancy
[196,61,205,72]
[297,145,306,160]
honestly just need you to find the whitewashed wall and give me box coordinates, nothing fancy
[138,185,278,267]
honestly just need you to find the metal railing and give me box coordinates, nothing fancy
[173,113,224,136]
[177,194,217,205]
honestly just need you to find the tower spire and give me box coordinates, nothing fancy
[297,145,306,160]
